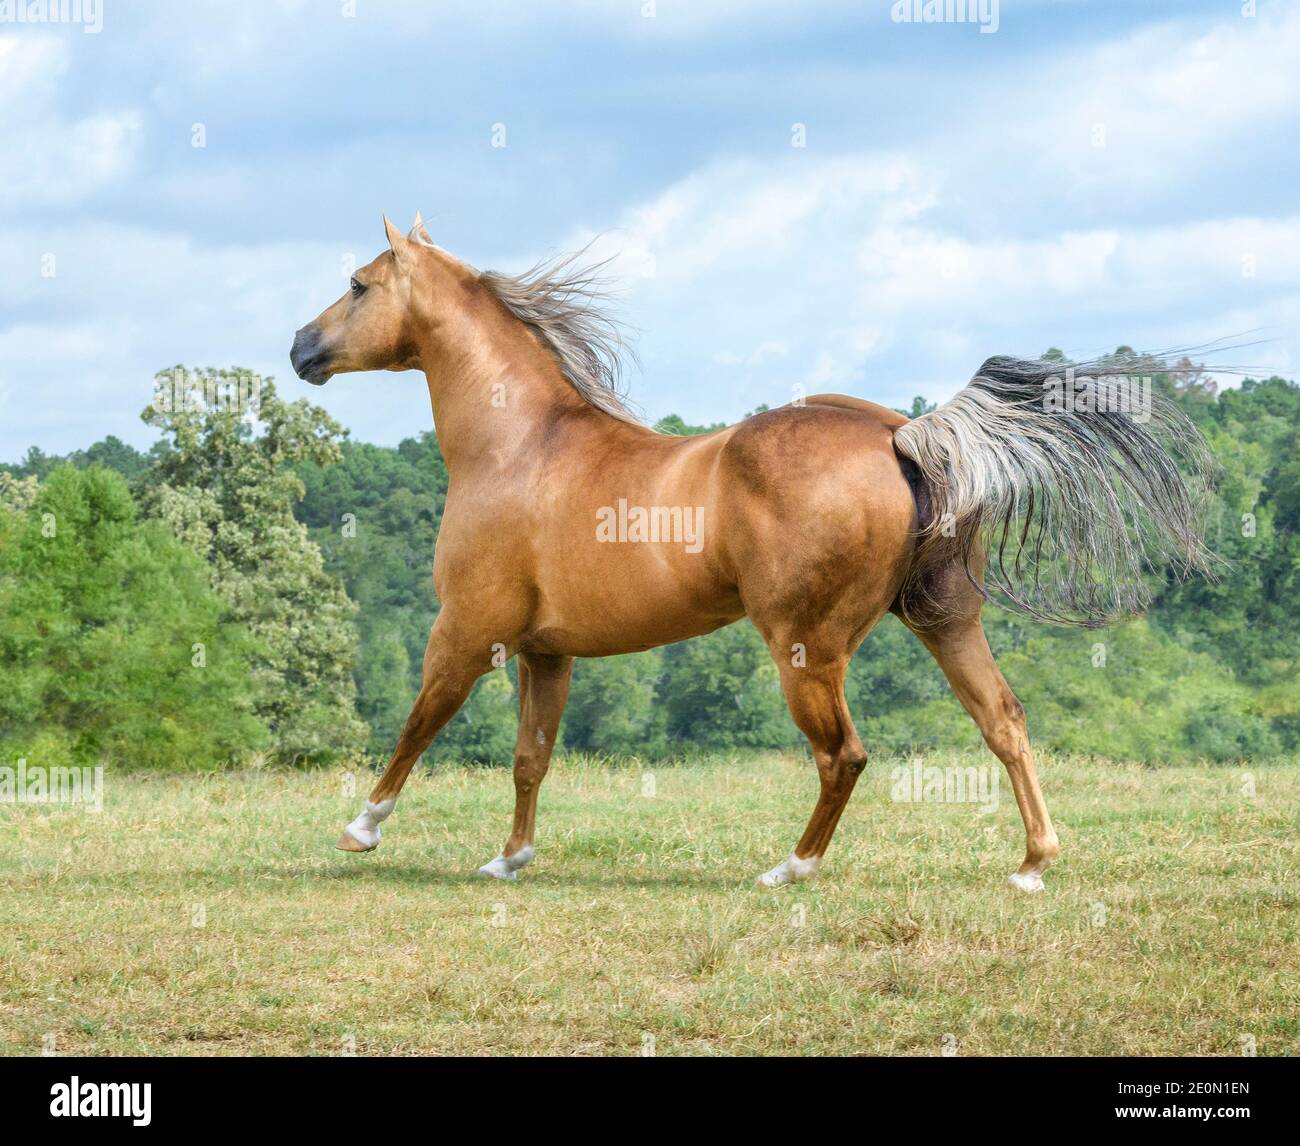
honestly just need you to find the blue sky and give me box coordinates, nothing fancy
[2,0,1298,461]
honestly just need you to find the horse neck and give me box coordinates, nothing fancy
[413,291,593,476]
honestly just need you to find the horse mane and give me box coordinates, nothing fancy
[475,250,643,424]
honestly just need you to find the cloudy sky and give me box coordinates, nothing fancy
[2,0,1298,461]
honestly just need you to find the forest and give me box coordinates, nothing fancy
[2,353,1296,771]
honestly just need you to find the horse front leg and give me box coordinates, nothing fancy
[477,651,574,880]
[336,613,489,853]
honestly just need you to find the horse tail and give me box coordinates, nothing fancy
[891,354,1217,628]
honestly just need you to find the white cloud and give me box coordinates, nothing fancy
[3,2,1299,456]
[505,6,1300,420]
[521,139,1300,420]
[715,341,790,367]
[0,35,63,106]
[0,224,354,451]
[0,36,141,207]
[921,4,1300,221]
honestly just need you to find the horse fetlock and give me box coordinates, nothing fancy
[337,798,395,852]
[1025,832,1060,868]
[477,844,535,881]
[1008,836,1058,892]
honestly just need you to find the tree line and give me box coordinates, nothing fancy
[2,354,1296,771]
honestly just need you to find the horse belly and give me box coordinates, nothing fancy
[525,549,742,658]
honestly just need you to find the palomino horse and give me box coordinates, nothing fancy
[291,215,1212,891]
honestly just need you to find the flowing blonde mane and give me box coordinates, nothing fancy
[477,251,642,423]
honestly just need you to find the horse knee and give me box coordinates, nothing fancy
[1003,692,1027,727]
[513,749,550,794]
[513,768,542,796]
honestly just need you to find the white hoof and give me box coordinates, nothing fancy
[477,846,534,881]
[1007,870,1045,893]
[338,799,395,852]
[343,824,380,850]
[755,852,820,888]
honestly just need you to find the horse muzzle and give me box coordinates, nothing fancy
[290,326,333,385]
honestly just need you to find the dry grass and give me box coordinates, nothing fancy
[2,752,1297,1056]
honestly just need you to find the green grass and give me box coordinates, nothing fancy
[2,753,1297,1056]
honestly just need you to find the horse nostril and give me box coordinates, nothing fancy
[291,326,334,384]
[290,328,319,375]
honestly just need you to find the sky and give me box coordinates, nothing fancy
[2,0,1299,461]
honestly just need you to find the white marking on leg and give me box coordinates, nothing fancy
[755,852,820,888]
[1007,870,1045,892]
[343,798,395,850]
[477,845,535,881]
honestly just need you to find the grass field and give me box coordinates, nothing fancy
[2,752,1297,1057]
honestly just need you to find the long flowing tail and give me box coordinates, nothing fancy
[892,354,1217,627]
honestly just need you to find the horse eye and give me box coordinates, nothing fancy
[350,276,365,297]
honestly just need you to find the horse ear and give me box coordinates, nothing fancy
[408,211,432,246]
[383,214,410,265]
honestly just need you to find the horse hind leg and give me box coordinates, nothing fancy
[904,611,1060,892]
[756,653,868,888]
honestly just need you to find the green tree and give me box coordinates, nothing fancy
[564,651,668,757]
[895,396,937,419]
[140,369,367,763]
[662,625,796,751]
[653,414,726,436]
[0,435,151,482]
[0,466,268,771]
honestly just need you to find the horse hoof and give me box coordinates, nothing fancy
[335,799,393,853]
[477,846,534,880]
[1007,870,1045,892]
[335,828,377,853]
[755,853,819,888]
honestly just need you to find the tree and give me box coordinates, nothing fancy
[140,368,367,763]
[0,436,150,482]
[79,435,151,481]
[662,624,797,751]
[653,414,726,436]
[0,466,268,770]
[896,396,937,419]
[564,651,668,757]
